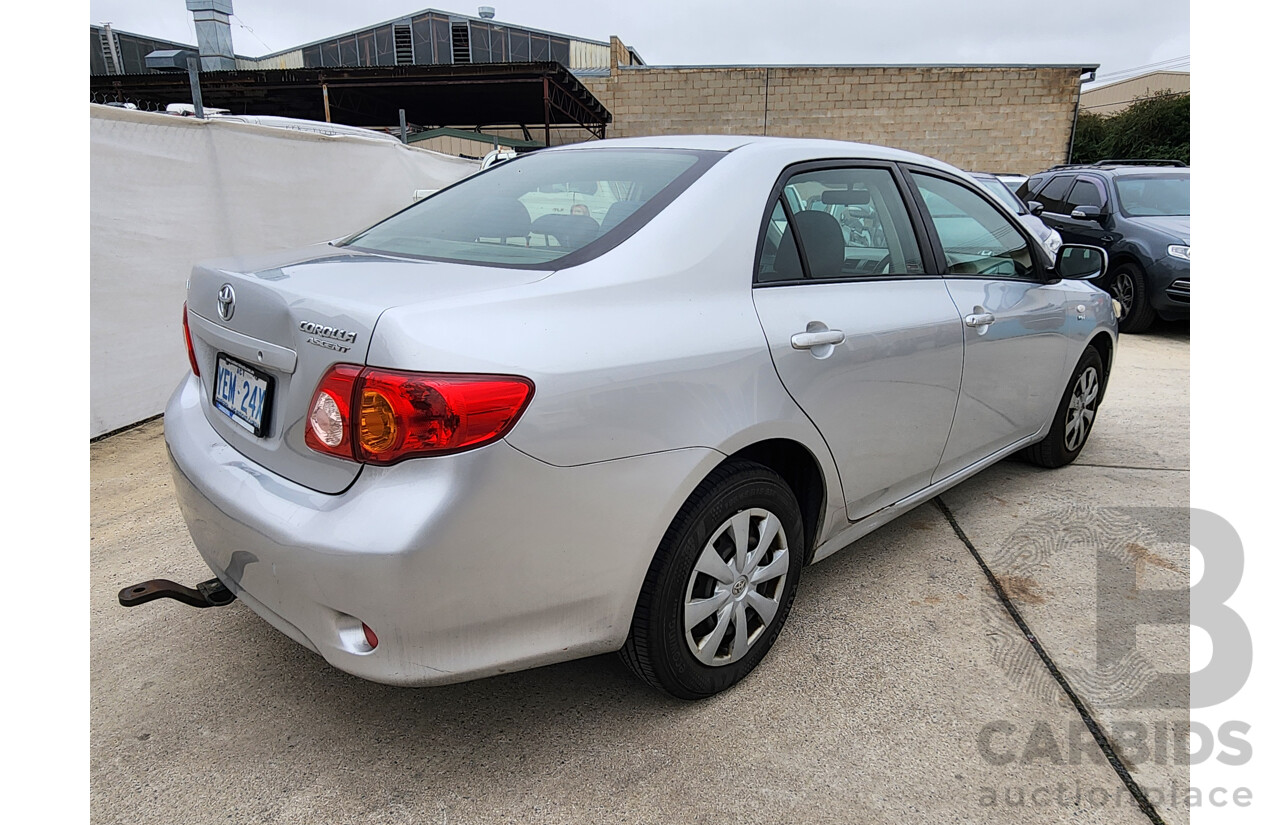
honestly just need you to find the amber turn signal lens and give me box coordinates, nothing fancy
[359,389,399,454]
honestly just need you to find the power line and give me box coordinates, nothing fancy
[231,14,273,54]
[1090,54,1191,84]
[1095,54,1191,79]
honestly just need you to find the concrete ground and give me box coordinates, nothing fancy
[91,324,1189,825]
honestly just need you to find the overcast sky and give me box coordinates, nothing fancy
[88,0,1189,87]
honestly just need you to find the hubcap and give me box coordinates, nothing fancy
[683,508,790,667]
[1064,366,1100,452]
[1110,272,1134,321]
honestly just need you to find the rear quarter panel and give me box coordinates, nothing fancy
[367,148,837,467]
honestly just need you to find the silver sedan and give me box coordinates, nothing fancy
[164,136,1116,698]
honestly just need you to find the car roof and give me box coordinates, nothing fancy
[545,134,964,173]
[1040,164,1190,176]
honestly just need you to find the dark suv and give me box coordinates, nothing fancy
[1017,161,1189,333]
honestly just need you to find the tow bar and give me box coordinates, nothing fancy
[118,577,236,609]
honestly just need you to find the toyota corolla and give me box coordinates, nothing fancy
[147,136,1116,699]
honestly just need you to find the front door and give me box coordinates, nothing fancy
[906,170,1076,481]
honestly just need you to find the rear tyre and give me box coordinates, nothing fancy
[620,461,804,699]
[1110,263,1156,334]
[1023,346,1104,468]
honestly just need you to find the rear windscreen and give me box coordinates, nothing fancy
[341,148,722,268]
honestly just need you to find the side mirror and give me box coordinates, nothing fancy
[1025,200,1045,217]
[1055,244,1108,281]
[1070,205,1104,222]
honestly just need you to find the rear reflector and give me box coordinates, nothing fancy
[306,365,534,465]
[362,623,379,649]
[183,303,200,377]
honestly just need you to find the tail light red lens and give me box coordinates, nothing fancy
[182,303,200,377]
[305,365,534,465]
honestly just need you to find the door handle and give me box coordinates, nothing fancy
[791,329,846,349]
[964,312,996,327]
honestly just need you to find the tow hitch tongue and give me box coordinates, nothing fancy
[118,577,236,609]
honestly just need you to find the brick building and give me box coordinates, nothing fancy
[573,38,1093,174]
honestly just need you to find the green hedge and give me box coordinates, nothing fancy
[1071,91,1190,166]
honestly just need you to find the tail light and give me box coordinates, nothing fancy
[305,365,534,465]
[183,303,200,377]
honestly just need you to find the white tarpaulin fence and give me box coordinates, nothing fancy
[90,103,477,438]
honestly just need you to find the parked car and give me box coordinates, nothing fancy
[995,173,1028,192]
[1016,161,1189,333]
[154,136,1117,699]
[479,147,518,170]
[966,171,1062,257]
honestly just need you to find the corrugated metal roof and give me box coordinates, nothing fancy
[408,127,543,148]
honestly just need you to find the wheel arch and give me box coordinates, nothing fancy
[720,438,828,565]
[1106,249,1147,280]
[1087,330,1116,402]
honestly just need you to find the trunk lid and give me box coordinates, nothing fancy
[186,243,549,493]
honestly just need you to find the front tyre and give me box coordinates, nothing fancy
[620,461,804,699]
[1023,346,1105,468]
[1110,263,1156,334]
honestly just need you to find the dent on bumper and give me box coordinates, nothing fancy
[164,374,722,686]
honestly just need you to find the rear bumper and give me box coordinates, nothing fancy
[164,373,721,686]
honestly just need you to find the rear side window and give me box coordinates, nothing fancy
[756,166,924,282]
[911,173,1036,280]
[343,149,720,268]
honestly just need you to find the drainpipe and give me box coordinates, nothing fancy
[1067,67,1097,164]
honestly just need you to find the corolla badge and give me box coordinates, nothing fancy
[299,320,358,353]
[217,284,236,321]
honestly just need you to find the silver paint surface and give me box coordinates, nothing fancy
[165,136,1117,686]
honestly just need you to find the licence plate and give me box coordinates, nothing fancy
[213,354,273,437]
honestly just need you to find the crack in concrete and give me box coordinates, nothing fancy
[934,496,1167,825]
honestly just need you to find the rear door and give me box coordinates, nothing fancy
[751,163,964,521]
[904,169,1076,481]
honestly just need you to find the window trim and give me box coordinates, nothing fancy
[752,159,940,288]
[901,164,1050,283]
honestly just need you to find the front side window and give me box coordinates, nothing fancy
[912,173,1036,280]
[975,177,1028,215]
[756,166,925,282]
[1114,173,1190,217]
[1066,178,1105,210]
[1035,175,1074,214]
[343,149,720,268]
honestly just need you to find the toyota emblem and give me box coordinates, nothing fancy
[217,284,236,321]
